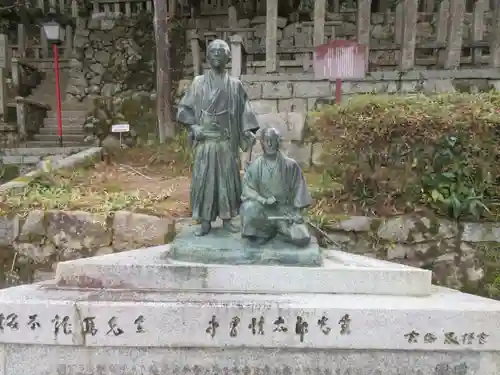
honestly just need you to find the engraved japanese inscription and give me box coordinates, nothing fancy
[404,330,489,345]
[52,315,72,337]
[0,310,492,351]
[204,313,354,342]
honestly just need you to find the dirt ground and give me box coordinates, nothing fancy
[0,147,194,217]
[74,147,193,217]
[81,161,192,217]
[5,146,327,219]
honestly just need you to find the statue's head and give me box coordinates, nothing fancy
[207,39,230,70]
[260,128,281,156]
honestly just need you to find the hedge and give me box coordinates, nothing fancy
[307,92,500,221]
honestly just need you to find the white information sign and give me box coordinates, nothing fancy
[111,123,130,133]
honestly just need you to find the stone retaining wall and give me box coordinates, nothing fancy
[0,210,175,285]
[2,208,500,298]
[327,214,500,297]
[234,69,500,168]
[243,69,500,112]
[67,15,155,102]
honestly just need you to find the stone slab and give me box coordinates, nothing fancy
[4,344,500,375]
[0,282,498,352]
[3,345,500,375]
[256,112,305,141]
[54,245,432,296]
[168,220,321,267]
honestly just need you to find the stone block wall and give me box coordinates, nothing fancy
[327,213,500,297]
[186,9,495,70]
[239,69,500,168]
[2,208,500,298]
[0,210,175,286]
[67,15,156,102]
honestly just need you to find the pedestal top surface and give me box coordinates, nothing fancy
[54,245,432,296]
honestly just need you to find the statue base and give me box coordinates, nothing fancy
[0,246,497,375]
[168,219,322,267]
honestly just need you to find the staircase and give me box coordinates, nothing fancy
[19,71,89,148]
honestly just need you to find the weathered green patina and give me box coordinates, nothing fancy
[169,218,322,267]
[176,39,259,236]
[174,40,321,267]
[241,128,313,248]
[168,127,322,267]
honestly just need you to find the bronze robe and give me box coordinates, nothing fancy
[241,152,312,242]
[177,72,259,222]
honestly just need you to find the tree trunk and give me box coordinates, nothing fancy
[153,0,175,142]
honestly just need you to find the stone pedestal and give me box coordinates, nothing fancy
[167,220,322,267]
[0,243,500,374]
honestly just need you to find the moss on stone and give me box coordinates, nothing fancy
[473,243,500,298]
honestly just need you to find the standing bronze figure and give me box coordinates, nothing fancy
[177,39,259,236]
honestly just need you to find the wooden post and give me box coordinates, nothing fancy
[443,0,466,69]
[425,0,435,12]
[333,0,340,13]
[313,0,326,46]
[400,0,418,71]
[49,0,57,12]
[357,0,372,70]
[491,1,500,67]
[40,30,49,58]
[153,0,174,141]
[0,34,8,118]
[265,0,278,73]
[168,0,176,17]
[11,58,19,94]
[230,34,243,77]
[378,0,390,12]
[64,25,73,58]
[228,5,238,28]
[394,0,403,44]
[71,0,79,18]
[14,98,26,139]
[190,31,202,75]
[472,0,487,65]
[17,24,26,58]
[436,0,449,66]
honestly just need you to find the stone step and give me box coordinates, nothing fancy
[38,128,84,135]
[44,116,86,123]
[43,122,85,129]
[41,123,83,129]
[45,110,88,117]
[60,105,89,111]
[33,134,86,142]
[23,140,87,147]
[2,146,87,156]
[44,117,87,123]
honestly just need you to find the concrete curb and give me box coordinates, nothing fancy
[0,147,103,194]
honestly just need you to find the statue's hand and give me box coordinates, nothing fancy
[244,131,256,147]
[294,216,304,224]
[265,196,277,205]
[191,125,205,141]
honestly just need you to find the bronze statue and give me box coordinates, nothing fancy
[240,128,312,247]
[177,39,259,236]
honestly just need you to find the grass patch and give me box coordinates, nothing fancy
[0,133,193,217]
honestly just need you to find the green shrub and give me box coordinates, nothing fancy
[85,95,157,142]
[308,92,500,220]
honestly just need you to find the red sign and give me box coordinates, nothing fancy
[313,40,366,80]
